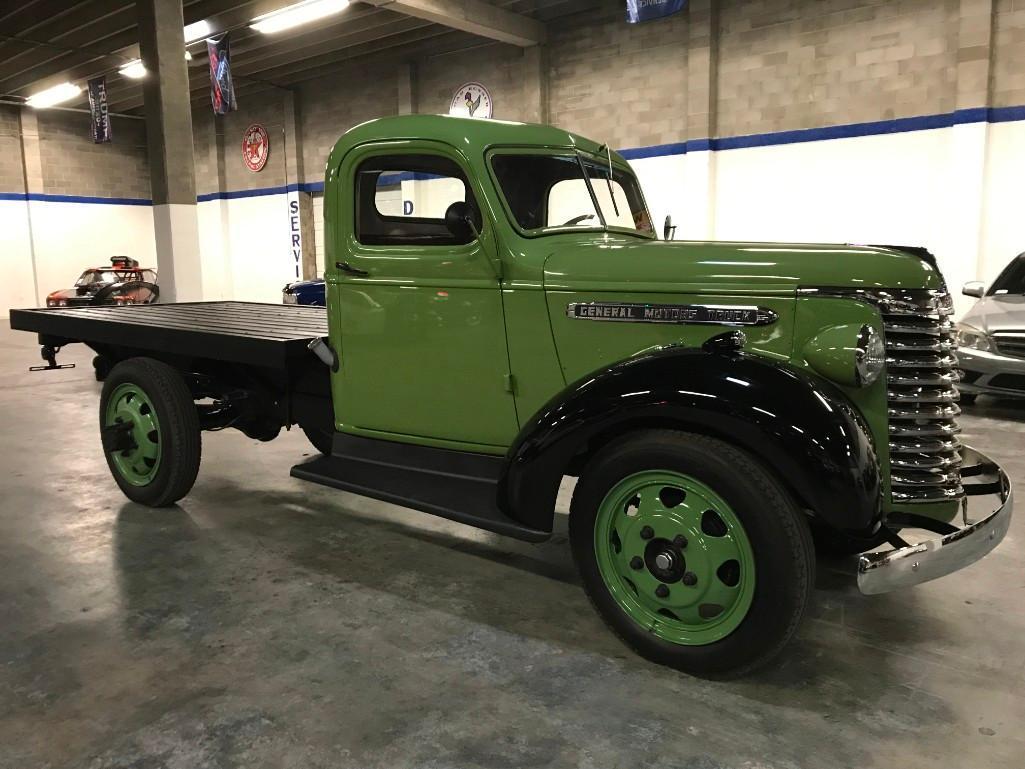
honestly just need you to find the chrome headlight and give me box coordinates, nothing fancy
[955,323,992,351]
[803,323,885,388]
[854,324,885,386]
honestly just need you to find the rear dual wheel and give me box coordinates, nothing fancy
[571,431,814,678]
[100,358,201,507]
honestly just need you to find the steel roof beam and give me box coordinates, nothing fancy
[362,0,544,46]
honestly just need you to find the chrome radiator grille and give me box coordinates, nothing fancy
[882,290,964,502]
[991,331,1025,359]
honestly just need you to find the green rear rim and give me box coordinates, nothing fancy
[593,470,756,645]
[104,383,162,486]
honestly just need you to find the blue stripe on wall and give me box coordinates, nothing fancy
[195,181,323,202]
[0,191,151,205]
[4,104,1025,205]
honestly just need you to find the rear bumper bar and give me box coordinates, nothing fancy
[858,446,1012,595]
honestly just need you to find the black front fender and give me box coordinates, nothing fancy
[499,347,881,533]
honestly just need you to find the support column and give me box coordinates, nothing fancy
[678,0,719,241]
[17,109,43,305]
[137,0,202,302]
[521,45,548,124]
[198,113,233,299]
[945,0,995,311]
[397,62,418,115]
[282,90,317,280]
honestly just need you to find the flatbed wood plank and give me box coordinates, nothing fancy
[9,301,330,370]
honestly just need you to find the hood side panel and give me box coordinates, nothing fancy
[546,290,796,384]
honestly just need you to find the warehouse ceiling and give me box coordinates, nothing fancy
[0,0,591,114]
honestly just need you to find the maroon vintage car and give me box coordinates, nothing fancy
[46,256,159,308]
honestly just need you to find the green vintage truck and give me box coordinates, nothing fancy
[11,115,1012,677]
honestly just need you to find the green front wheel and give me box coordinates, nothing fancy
[570,430,814,677]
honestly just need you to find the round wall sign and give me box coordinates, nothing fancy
[242,123,270,172]
[448,82,493,119]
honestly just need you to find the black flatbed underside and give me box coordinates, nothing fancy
[9,301,328,369]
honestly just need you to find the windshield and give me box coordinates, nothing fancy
[490,152,653,236]
[75,270,151,287]
[988,254,1025,295]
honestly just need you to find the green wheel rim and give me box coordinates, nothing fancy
[593,470,756,645]
[104,383,162,486]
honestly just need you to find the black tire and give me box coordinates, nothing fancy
[92,355,113,382]
[810,519,889,556]
[570,430,814,678]
[99,358,201,507]
[959,393,977,405]
[300,423,333,455]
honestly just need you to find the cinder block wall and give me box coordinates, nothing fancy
[716,0,958,136]
[34,111,150,199]
[298,59,399,180]
[994,0,1025,106]
[4,0,1025,200]
[0,107,24,193]
[548,0,690,149]
[417,45,535,119]
[0,108,150,200]
[177,0,1025,192]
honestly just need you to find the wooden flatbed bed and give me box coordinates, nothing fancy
[9,301,329,370]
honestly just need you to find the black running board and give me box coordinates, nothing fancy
[290,433,550,542]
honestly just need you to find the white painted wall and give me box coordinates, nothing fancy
[6,118,1025,319]
[196,194,303,303]
[980,120,1025,286]
[1,200,156,318]
[312,193,325,276]
[0,200,37,316]
[630,123,1025,317]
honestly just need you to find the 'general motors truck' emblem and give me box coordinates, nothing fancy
[566,302,778,326]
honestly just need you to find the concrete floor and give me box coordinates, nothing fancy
[1,326,1023,769]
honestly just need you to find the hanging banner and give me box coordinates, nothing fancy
[206,33,237,115]
[87,76,111,143]
[626,0,686,23]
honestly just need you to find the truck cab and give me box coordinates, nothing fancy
[13,115,1011,678]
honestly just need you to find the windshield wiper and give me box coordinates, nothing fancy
[597,144,621,218]
[575,153,607,230]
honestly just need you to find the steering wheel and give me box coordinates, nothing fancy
[562,214,595,226]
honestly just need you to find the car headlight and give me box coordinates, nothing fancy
[803,323,885,388]
[854,324,885,386]
[955,323,992,351]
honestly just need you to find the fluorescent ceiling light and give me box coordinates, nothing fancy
[183,19,212,42]
[26,82,82,108]
[118,59,147,79]
[250,0,349,34]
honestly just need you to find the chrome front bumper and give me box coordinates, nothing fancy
[858,446,1012,595]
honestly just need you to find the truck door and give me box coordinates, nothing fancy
[327,143,518,450]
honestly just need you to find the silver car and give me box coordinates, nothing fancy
[956,251,1025,403]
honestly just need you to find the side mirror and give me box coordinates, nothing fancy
[445,201,479,243]
[663,214,676,241]
[963,281,985,298]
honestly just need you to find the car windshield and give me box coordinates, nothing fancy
[989,255,1025,295]
[490,152,653,236]
[75,270,149,287]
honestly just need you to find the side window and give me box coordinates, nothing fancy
[355,154,482,246]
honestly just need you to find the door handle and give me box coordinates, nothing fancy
[336,261,369,277]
